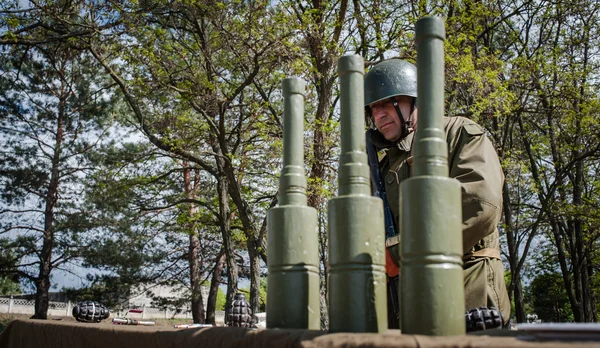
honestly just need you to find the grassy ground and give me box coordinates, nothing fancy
[0,314,30,333]
[0,313,202,334]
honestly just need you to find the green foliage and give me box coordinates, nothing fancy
[2,0,600,323]
[0,277,21,296]
[62,275,133,310]
[526,272,574,323]
[0,239,22,295]
[240,281,267,313]
[259,277,267,312]
[80,142,220,301]
[0,13,121,317]
[215,288,227,311]
[147,284,192,316]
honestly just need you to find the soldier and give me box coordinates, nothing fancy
[364,59,510,329]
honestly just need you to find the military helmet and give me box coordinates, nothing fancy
[364,59,417,106]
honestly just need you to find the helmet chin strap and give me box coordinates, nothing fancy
[391,97,416,140]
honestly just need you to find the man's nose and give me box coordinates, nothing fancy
[371,106,386,121]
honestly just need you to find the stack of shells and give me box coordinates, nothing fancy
[227,293,253,327]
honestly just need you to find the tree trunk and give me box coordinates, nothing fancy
[221,157,261,315]
[221,187,237,324]
[551,218,582,322]
[33,96,65,319]
[189,231,205,323]
[503,183,525,323]
[247,240,261,315]
[33,276,51,320]
[305,31,336,330]
[215,155,237,323]
[573,11,596,323]
[318,210,329,329]
[573,159,594,322]
[206,249,225,324]
[586,255,597,322]
[513,275,526,323]
[183,166,205,323]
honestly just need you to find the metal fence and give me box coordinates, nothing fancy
[0,297,226,324]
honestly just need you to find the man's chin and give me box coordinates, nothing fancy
[383,132,401,142]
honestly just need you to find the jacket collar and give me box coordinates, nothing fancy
[369,128,415,153]
[396,131,414,152]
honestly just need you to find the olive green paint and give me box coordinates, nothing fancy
[328,55,387,333]
[399,17,466,335]
[267,78,320,330]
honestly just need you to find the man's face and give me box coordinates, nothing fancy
[369,95,414,142]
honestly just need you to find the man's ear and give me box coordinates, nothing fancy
[365,108,376,129]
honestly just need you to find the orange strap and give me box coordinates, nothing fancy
[385,248,400,277]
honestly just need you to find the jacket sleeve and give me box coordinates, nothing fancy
[447,122,504,254]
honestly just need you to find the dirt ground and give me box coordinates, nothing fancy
[0,312,202,333]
